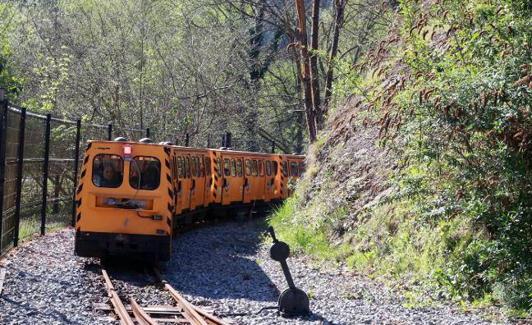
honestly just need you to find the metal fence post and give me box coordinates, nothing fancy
[40,114,51,236]
[146,128,150,138]
[0,90,8,253]
[71,119,81,226]
[107,124,113,141]
[13,107,26,246]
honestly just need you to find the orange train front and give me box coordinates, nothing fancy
[74,138,305,261]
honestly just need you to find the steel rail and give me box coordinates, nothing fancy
[100,267,228,325]
[101,269,135,325]
[192,305,228,325]
[130,298,158,325]
[164,284,208,325]
[153,267,228,325]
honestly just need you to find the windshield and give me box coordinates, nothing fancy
[92,154,123,188]
[129,156,161,190]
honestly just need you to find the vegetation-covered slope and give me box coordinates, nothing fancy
[271,0,531,315]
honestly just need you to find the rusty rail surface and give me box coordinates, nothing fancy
[100,268,229,325]
[130,298,158,325]
[101,269,135,325]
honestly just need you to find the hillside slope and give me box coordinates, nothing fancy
[271,0,531,316]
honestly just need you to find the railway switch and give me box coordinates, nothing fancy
[268,226,310,317]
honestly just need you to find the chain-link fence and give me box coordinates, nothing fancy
[0,95,150,257]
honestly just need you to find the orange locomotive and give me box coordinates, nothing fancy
[74,138,304,261]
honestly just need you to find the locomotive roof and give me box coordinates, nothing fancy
[87,140,305,158]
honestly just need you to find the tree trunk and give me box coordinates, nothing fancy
[323,0,347,112]
[294,0,317,143]
[310,0,322,129]
[292,44,305,154]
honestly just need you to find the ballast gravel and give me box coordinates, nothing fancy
[0,222,507,324]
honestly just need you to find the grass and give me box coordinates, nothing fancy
[18,211,70,242]
[267,176,519,320]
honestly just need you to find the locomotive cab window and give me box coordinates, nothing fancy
[129,156,161,190]
[92,154,123,188]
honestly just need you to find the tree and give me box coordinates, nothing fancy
[323,0,347,111]
[294,0,317,142]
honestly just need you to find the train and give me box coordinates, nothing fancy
[74,137,305,261]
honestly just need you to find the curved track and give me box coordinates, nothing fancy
[101,268,229,325]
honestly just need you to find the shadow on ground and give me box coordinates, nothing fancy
[162,219,279,303]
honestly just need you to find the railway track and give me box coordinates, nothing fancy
[101,268,229,325]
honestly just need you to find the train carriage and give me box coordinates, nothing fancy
[74,138,304,261]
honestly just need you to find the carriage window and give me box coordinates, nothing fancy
[290,162,299,176]
[258,160,264,176]
[252,160,258,176]
[185,157,191,178]
[299,162,305,175]
[216,158,222,175]
[196,157,201,176]
[92,154,123,188]
[129,156,160,190]
[224,159,231,176]
[178,157,184,178]
[192,157,198,177]
[245,160,252,176]
[282,161,288,176]
[265,160,271,176]
[199,157,205,177]
[231,159,237,177]
[272,161,278,176]
[205,157,211,175]
[190,157,195,177]
[236,159,243,177]
[172,157,178,180]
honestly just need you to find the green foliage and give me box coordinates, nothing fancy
[271,0,531,316]
[391,0,531,312]
[0,3,22,97]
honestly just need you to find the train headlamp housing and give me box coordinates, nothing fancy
[123,144,132,160]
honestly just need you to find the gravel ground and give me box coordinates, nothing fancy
[0,221,510,325]
[0,230,112,325]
